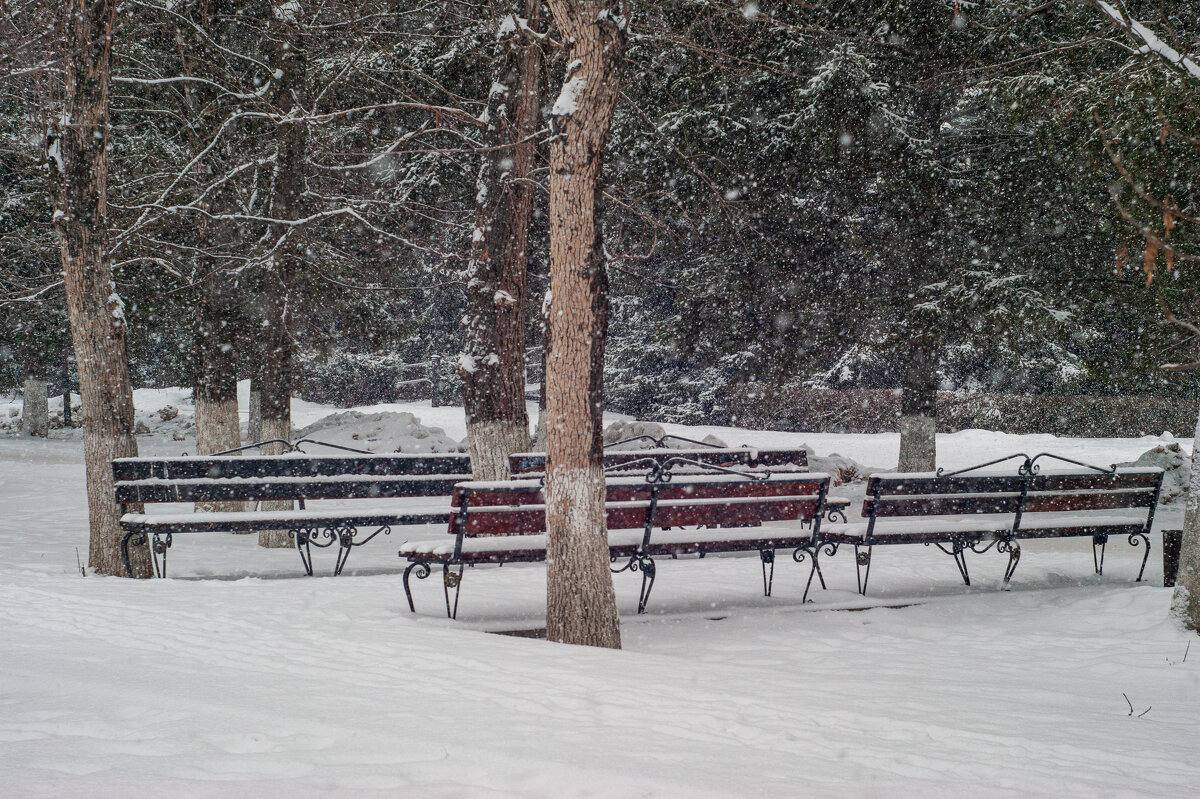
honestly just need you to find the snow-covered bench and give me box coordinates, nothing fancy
[114,449,474,577]
[399,462,835,618]
[510,446,852,522]
[510,445,811,475]
[818,455,1165,594]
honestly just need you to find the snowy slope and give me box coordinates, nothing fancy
[1,395,1197,797]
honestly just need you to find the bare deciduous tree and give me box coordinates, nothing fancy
[56,0,151,576]
[460,0,545,480]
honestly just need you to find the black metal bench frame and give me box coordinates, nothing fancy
[401,457,835,618]
[818,453,1164,595]
[115,440,472,577]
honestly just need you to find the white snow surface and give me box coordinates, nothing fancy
[1,392,1198,797]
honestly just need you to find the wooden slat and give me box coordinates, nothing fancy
[458,494,820,537]
[116,476,465,504]
[509,448,808,475]
[1023,491,1155,513]
[457,478,826,508]
[113,453,472,482]
[122,511,449,534]
[1026,472,1162,492]
[866,475,1026,496]
[866,495,1022,517]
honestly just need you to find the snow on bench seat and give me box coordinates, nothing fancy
[822,517,1015,542]
[397,523,816,561]
[121,507,447,530]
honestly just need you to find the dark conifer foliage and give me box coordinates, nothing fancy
[2,1,1196,422]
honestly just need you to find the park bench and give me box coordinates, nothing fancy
[114,442,473,577]
[114,439,823,579]
[511,445,851,520]
[398,458,836,618]
[818,454,1165,595]
[512,444,809,474]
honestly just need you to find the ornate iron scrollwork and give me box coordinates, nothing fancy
[402,560,433,612]
[825,507,848,524]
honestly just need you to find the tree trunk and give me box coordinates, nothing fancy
[194,271,245,513]
[257,1,307,548]
[459,0,544,480]
[61,355,73,428]
[55,0,150,577]
[534,334,549,449]
[542,0,625,649]
[1171,405,1200,633]
[897,342,937,472]
[22,377,49,437]
[248,387,263,443]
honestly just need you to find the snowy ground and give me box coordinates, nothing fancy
[1,388,1198,797]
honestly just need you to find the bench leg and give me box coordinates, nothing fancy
[1163,530,1183,587]
[637,556,657,614]
[402,561,431,612]
[121,530,145,577]
[791,542,837,603]
[933,540,972,586]
[332,525,389,577]
[150,533,172,578]
[1093,533,1108,575]
[855,545,873,595]
[953,545,970,586]
[443,563,464,619]
[295,529,315,576]
[760,549,775,597]
[1128,533,1151,582]
[1000,539,1021,588]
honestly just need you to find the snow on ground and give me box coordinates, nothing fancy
[1,392,1198,797]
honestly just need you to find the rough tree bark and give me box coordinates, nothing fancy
[61,354,73,428]
[542,0,625,649]
[180,0,243,487]
[897,341,938,472]
[1171,406,1200,632]
[194,270,245,513]
[460,0,544,480]
[257,0,307,548]
[55,0,151,576]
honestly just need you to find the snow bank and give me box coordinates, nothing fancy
[295,410,465,454]
[1119,442,1192,504]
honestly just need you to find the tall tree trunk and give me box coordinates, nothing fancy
[897,341,937,472]
[534,332,549,449]
[194,270,245,512]
[55,0,150,577]
[1171,405,1200,632]
[61,352,73,428]
[258,0,307,548]
[22,377,49,437]
[460,1,544,480]
[542,0,625,649]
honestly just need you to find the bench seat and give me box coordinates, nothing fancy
[822,512,1149,542]
[821,517,1015,542]
[121,507,448,533]
[398,523,816,561]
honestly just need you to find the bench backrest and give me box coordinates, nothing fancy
[448,473,831,544]
[509,447,808,476]
[113,453,473,504]
[862,467,1163,534]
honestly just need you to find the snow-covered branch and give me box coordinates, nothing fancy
[113,74,271,101]
[1085,0,1200,81]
